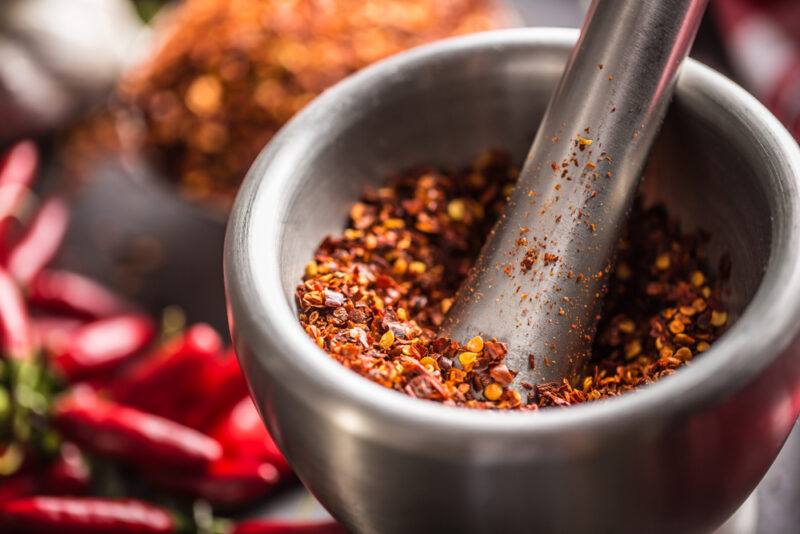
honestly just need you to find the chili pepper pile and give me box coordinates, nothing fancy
[0,141,343,532]
[65,0,503,205]
[297,150,731,409]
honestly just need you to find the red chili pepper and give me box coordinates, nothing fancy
[0,470,36,503]
[0,141,37,188]
[0,142,37,260]
[0,497,176,533]
[0,444,89,503]
[31,315,86,356]
[53,386,222,471]
[40,443,90,496]
[0,183,31,263]
[54,314,155,381]
[6,197,70,287]
[108,323,222,417]
[146,457,280,509]
[179,347,248,430]
[233,520,346,534]
[28,269,132,320]
[0,266,34,359]
[213,397,292,477]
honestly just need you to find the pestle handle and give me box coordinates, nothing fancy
[441,0,709,389]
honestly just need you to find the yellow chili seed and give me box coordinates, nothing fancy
[466,336,484,353]
[305,261,318,278]
[668,319,685,334]
[690,270,705,287]
[582,376,593,391]
[458,351,479,368]
[701,286,711,298]
[396,308,408,321]
[379,330,395,350]
[383,218,405,229]
[675,347,693,361]
[674,333,695,346]
[484,383,503,401]
[392,258,408,275]
[654,253,670,270]
[692,298,707,312]
[710,310,728,328]
[409,261,427,275]
[624,339,641,359]
[659,347,674,359]
[419,356,437,370]
[344,228,363,240]
[679,306,696,317]
[447,199,466,221]
[696,341,711,353]
[441,298,453,314]
[618,319,635,334]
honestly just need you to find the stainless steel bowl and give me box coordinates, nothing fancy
[225,28,800,534]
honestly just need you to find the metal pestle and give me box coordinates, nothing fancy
[440,0,709,388]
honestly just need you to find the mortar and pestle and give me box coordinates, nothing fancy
[225,1,800,532]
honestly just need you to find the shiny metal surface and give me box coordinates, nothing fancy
[443,0,709,385]
[225,29,800,534]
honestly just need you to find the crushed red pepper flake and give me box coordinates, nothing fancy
[297,151,730,409]
[66,0,504,205]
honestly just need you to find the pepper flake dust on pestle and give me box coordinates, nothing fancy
[296,152,730,409]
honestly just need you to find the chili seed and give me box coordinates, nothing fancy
[654,253,670,270]
[466,336,484,353]
[710,310,728,328]
[379,330,395,350]
[483,383,503,401]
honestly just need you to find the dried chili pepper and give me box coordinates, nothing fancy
[145,457,280,509]
[53,314,156,381]
[53,386,222,471]
[6,197,70,287]
[232,520,346,534]
[107,323,223,418]
[0,496,177,533]
[0,266,34,359]
[28,269,132,320]
[212,396,291,477]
